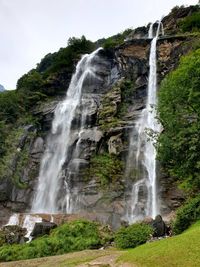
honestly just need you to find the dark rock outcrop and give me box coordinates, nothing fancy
[152,215,167,237]
[31,221,57,239]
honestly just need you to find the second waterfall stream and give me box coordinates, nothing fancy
[126,22,162,223]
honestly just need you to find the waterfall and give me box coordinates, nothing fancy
[148,23,153,38]
[126,22,162,222]
[32,48,102,214]
[6,213,19,225]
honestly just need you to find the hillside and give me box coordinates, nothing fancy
[0,4,200,265]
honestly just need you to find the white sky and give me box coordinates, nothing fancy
[0,0,198,89]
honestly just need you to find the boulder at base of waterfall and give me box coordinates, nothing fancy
[0,225,27,245]
[31,221,57,239]
[152,215,167,237]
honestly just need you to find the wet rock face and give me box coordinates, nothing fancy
[157,36,192,81]
[126,26,149,40]
[82,49,119,94]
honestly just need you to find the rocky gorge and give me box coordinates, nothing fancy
[0,5,199,232]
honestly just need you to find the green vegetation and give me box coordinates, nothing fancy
[98,79,135,131]
[157,48,200,193]
[119,221,200,267]
[87,153,124,188]
[100,29,132,49]
[180,11,200,33]
[17,36,94,95]
[0,220,112,262]
[115,223,153,249]
[173,195,200,234]
[98,81,122,131]
[118,79,135,117]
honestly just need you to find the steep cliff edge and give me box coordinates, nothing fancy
[0,5,199,227]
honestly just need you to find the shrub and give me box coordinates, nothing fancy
[114,223,153,249]
[179,12,200,33]
[173,195,200,234]
[88,153,124,188]
[102,29,132,49]
[0,220,112,262]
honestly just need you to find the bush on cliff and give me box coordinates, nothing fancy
[102,28,132,49]
[0,220,113,262]
[114,223,153,249]
[180,11,200,33]
[173,195,200,234]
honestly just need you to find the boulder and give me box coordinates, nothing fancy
[152,215,167,237]
[31,221,57,239]
[108,134,123,155]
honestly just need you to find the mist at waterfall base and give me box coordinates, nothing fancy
[125,22,162,223]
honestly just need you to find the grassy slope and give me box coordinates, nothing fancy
[119,221,200,267]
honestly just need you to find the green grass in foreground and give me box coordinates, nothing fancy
[119,221,200,267]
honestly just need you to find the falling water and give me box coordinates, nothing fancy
[22,215,42,242]
[6,213,19,225]
[126,22,162,222]
[148,23,154,38]
[32,48,102,214]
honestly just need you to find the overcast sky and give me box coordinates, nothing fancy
[0,0,198,89]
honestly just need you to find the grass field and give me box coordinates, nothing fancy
[119,221,200,267]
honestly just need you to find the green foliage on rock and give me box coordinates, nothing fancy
[37,36,94,76]
[98,79,135,131]
[0,127,33,188]
[157,48,200,193]
[0,91,25,123]
[17,36,94,98]
[98,81,122,131]
[0,220,112,262]
[115,223,153,249]
[118,79,135,117]
[102,29,132,49]
[179,11,200,33]
[88,153,124,188]
[173,195,200,234]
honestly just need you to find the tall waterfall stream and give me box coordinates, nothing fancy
[32,48,102,214]
[126,22,162,223]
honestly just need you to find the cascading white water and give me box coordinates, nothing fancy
[22,215,42,242]
[148,23,154,39]
[126,22,162,222]
[6,213,19,226]
[32,48,101,214]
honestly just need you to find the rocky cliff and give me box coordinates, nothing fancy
[0,5,199,227]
